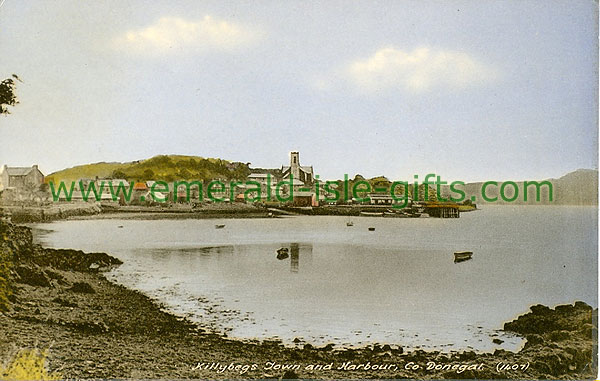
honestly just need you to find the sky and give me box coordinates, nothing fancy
[0,0,597,182]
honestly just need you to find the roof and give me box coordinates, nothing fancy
[3,167,35,176]
[368,193,394,199]
[281,165,314,175]
[133,182,148,190]
[289,179,305,186]
[280,176,306,186]
[293,191,313,197]
[248,173,270,178]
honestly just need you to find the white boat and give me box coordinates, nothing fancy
[360,211,384,217]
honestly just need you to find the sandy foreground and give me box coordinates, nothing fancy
[0,219,596,380]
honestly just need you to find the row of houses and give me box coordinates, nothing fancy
[68,152,412,206]
[1,153,413,207]
[244,152,412,207]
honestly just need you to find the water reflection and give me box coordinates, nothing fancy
[290,243,299,273]
[276,243,312,273]
[142,245,235,259]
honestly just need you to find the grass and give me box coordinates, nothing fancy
[0,349,62,380]
[0,226,14,311]
[0,259,11,311]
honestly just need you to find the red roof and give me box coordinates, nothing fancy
[133,182,148,190]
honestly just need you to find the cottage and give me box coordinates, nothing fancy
[0,164,44,191]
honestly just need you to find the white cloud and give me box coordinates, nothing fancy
[343,47,498,93]
[113,16,263,54]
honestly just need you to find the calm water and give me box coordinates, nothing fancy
[33,206,597,352]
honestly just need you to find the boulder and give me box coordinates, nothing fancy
[14,265,51,287]
[68,281,95,294]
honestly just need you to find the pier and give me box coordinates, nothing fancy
[423,203,460,218]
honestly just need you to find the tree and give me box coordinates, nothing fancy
[0,74,22,115]
[111,170,127,179]
[142,169,155,179]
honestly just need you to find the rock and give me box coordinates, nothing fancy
[45,269,64,281]
[53,296,78,307]
[14,265,51,287]
[459,351,476,361]
[525,333,544,345]
[337,349,356,360]
[548,330,571,341]
[574,301,593,310]
[280,370,298,379]
[32,248,123,273]
[581,323,596,337]
[69,281,95,294]
[71,320,109,333]
[530,304,552,315]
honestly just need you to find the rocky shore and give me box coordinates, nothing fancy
[0,220,596,379]
[2,203,103,223]
[2,202,271,223]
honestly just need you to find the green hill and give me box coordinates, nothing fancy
[45,155,250,184]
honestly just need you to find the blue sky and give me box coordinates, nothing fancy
[0,0,597,181]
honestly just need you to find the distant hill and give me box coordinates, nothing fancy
[45,155,250,184]
[440,169,598,205]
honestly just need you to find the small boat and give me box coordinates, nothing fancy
[454,251,473,263]
[117,225,123,228]
[346,221,354,226]
[276,247,289,260]
[360,211,384,217]
[368,227,375,231]
[215,224,226,229]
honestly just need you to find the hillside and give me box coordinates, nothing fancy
[45,155,250,184]
[440,169,598,205]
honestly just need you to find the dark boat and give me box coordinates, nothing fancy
[346,221,354,226]
[368,227,375,231]
[215,224,226,229]
[454,251,473,263]
[276,247,289,260]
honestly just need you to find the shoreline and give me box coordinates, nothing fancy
[2,202,594,224]
[0,220,597,379]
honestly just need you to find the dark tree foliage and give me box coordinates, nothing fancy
[111,170,127,179]
[0,74,21,115]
